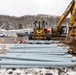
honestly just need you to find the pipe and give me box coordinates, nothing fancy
[0,64,70,68]
[10,48,65,51]
[0,55,72,62]
[25,40,60,43]
[0,61,75,67]
[10,48,65,52]
[12,44,58,46]
[5,53,72,57]
[1,57,71,62]
[1,65,59,68]
[9,51,65,55]
[1,54,72,60]
[9,50,65,54]
[10,44,58,49]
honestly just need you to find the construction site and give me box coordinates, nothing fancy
[0,0,76,75]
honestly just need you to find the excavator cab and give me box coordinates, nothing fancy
[50,25,67,38]
[60,26,67,36]
[29,20,50,40]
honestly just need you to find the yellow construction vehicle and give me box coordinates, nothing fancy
[29,20,51,40]
[50,0,76,41]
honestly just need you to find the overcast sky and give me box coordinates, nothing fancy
[0,0,71,17]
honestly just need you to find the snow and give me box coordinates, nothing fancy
[0,68,76,75]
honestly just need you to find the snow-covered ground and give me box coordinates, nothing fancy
[0,68,76,75]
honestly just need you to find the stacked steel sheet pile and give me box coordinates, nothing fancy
[0,41,76,68]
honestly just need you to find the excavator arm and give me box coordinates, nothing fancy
[68,0,76,36]
[57,1,74,33]
[64,0,76,53]
[69,0,76,27]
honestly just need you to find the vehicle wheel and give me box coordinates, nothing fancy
[18,35,20,37]
[46,33,50,40]
[3,35,5,37]
[29,33,32,40]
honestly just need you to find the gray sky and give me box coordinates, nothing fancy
[0,0,71,17]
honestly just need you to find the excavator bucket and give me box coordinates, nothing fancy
[64,35,76,54]
[64,34,74,44]
[64,34,76,45]
[64,34,76,53]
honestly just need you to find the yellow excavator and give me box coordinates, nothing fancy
[29,20,51,40]
[50,0,76,42]
[29,0,76,41]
